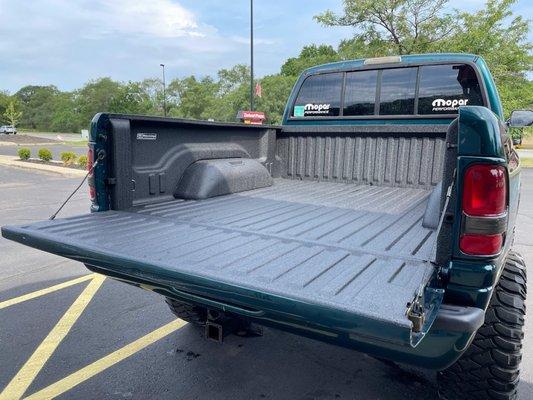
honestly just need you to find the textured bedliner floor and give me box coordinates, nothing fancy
[8,179,437,330]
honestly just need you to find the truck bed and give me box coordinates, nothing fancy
[3,179,437,337]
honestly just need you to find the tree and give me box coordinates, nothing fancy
[73,78,122,130]
[256,75,296,124]
[315,0,454,55]
[168,76,219,120]
[110,81,159,115]
[218,65,250,95]
[281,45,340,77]
[337,36,397,60]
[15,85,61,130]
[49,92,80,133]
[3,100,22,128]
[0,91,10,123]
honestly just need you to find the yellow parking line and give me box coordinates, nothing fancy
[24,319,187,400]
[0,275,105,400]
[0,274,96,310]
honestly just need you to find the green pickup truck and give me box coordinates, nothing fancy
[3,53,532,399]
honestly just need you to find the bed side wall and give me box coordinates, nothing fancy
[107,116,280,209]
[276,125,448,189]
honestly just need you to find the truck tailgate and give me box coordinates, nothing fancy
[2,180,443,347]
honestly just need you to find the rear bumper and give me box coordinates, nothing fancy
[87,263,483,370]
[432,304,484,332]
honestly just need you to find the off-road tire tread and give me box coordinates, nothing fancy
[438,251,526,400]
[165,297,207,326]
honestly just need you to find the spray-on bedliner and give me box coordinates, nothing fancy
[2,179,437,333]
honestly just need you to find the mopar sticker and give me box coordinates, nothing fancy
[304,103,331,115]
[432,98,469,112]
[136,132,157,140]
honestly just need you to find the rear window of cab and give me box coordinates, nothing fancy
[292,63,484,118]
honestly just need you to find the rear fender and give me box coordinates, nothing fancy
[445,106,517,310]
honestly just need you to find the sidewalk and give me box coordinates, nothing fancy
[0,155,87,177]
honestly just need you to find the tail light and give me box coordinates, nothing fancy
[460,234,503,256]
[460,164,507,256]
[87,147,96,201]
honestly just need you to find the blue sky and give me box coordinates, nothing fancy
[0,0,531,93]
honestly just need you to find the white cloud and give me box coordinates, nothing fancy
[88,0,202,38]
[0,0,241,91]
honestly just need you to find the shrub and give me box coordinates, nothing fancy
[78,155,88,169]
[18,147,31,160]
[60,151,77,165]
[38,148,53,162]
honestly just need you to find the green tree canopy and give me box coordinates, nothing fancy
[0,91,10,124]
[168,76,219,120]
[256,74,296,123]
[3,100,23,127]
[315,0,454,54]
[217,64,250,95]
[15,85,61,129]
[281,45,340,77]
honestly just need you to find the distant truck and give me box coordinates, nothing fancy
[3,54,532,399]
[0,125,16,134]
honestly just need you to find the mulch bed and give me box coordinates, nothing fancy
[21,158,86,170]
[0,134,60,144]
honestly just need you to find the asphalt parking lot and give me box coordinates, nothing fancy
[1,165,532,400]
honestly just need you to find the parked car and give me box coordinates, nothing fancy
[3,53,532,400]
[0,125,16,134]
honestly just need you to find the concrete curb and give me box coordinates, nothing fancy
[0,155,87,177]
[0,141,62,147]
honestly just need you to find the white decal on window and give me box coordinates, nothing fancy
[304,103,331,115]
[431,98,469,111]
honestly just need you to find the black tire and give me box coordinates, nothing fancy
[165,297,207,326]
[438,251,526,400]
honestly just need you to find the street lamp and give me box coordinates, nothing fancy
[160,63,167,117]
[250,0,254,111]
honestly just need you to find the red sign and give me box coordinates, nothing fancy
[237,110,266,125]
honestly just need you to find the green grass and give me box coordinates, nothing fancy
[18,128,79,135]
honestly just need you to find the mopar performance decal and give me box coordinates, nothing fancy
[136,132,157,140]
[432,98,469,112]
[303,103,331,116]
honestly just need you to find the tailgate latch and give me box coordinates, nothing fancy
[406,294,425,333]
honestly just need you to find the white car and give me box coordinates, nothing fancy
[0,125,16,134]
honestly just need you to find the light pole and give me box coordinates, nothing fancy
[160,63,167,117]
[250,0,254,111]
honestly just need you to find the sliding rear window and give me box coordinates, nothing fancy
[292,63,485,118]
